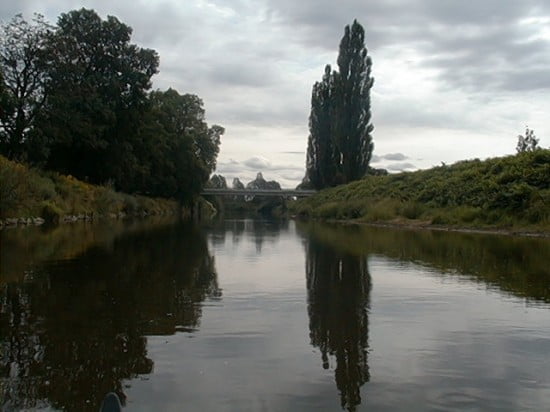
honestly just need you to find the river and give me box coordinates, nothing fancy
[1,218,549,411]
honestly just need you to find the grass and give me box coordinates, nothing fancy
[0,155,181,223]
[290,150,550,233]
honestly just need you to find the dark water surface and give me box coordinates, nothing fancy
[1,219,549,411]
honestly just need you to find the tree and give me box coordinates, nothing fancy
[516,126,539,153]
[305,65,341,189]
[0,14,52,160]
[207,174,227,189]
[33,8,159,184]
[136,89,223,204]
[334,20,374,182]
[304,20,374,189]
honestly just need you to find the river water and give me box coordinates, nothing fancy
[1,218,549,411]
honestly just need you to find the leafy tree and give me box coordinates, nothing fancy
[1,8,223,205]
[136,89,223,204]
[304,20,374,189]
[33,8,159,184]
[0,14,52,160]
[516,126,539,153]
[207,174,228,189]
[232,178,245,189]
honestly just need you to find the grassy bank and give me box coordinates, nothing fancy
[0,155,181,224]
[291,150,550,233]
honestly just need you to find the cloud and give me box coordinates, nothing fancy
[242,156,272,170]
[382,153,408,161]
[2,0,550,179]
[266,0,550,94]
[215,155,305,187]
[386,162,417,172]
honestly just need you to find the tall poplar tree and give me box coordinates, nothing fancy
[335,20,374,182]
[305,65,341,189]
[304,20,374,189]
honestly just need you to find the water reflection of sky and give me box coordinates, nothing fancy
[367,256,550,411]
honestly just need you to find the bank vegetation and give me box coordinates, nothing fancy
[291,150,550,234]
[0,154,180,226]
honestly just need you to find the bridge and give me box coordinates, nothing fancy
[201,188,317,198]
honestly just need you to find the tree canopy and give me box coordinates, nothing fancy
[0,9,223,204]
[0,14,51,159]
[304,20,374,190]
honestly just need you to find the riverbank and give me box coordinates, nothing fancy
[321,218,550,239]
[290,150,550,236]
[0,155,182,228]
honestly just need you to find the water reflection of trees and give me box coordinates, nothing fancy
[304,231,371,411]
[206,218,289,253]
[298,221,550,304]
[0,223,219,411]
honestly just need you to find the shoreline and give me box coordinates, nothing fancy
[325,218,550,239]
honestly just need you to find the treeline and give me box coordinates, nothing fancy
[0,9,223,204]
[292,150,550,231]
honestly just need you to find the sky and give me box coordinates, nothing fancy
[2,0,549,187]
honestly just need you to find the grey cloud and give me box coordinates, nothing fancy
[205,62,279,88]
[265,0,550,93]
[215,157,305,186]
[386,162,417,172]
[242,156,272,169]
[383,153,408,161]
[218,157,304,174]
[281,171,305,181]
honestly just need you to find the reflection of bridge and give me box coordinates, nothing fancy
[201,188,317,198]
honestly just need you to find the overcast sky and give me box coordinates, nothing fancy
[2,0,549,187]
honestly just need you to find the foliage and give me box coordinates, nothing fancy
[207,174,228,189]
[305,20,374,189]
[0,9,222,204]
[291,150,550,230]
[0,154,179,220]
[232,178,245,189]
[135,89,223,203]
[32,8,159,184]
[516,126,539,153]
[0,13,52,159]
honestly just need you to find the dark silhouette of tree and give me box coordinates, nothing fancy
[1,10,222,202]
[207,174,227,189]
[32,8,159,185]
[0,14,52,160]
[306,65,341,188]
[135,89,223,203]
[304,20,374,189]
[304,230,371,411]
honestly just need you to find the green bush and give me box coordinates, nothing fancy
[455,206,482,223]
[400,201,425,219]
[41,200,64,224]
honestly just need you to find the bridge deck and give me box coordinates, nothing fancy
[201,188,316,197]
